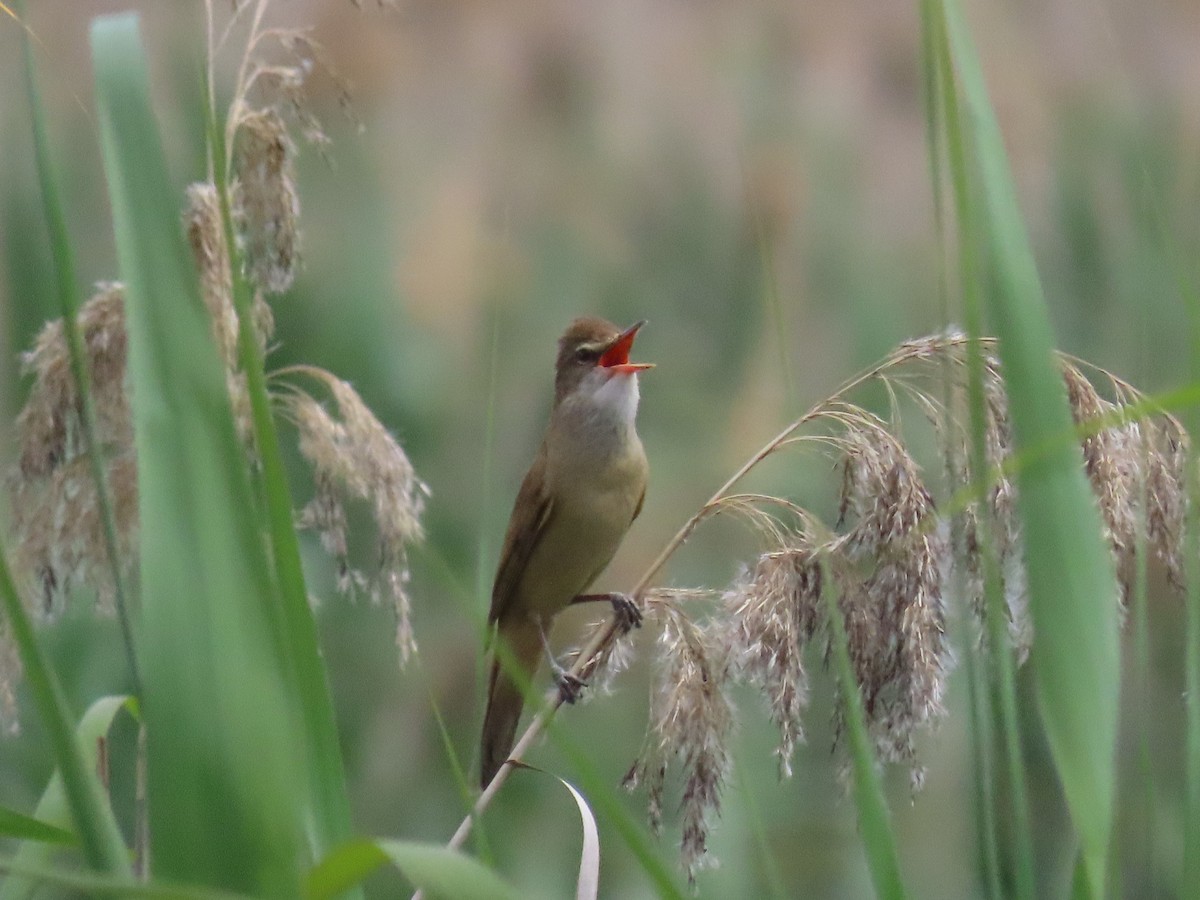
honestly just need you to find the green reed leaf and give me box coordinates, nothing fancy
[92,12,306,893]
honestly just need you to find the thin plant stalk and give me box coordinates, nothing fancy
[732,758,789,900]
[917,8,1003,889]
[742,151,794,407]
[963,618,1003,897]
[942,0,1122,894]
[1125,478,1154,892]
[1184,458,1200,896]
[980,532,1036,900]
[17,0,141,696]
[474,313,501,619]
[820,563,907,900]
[203,77,357,867]
[1183,127,1200,900]
[925,4,1037,895]
[134,723,149,880]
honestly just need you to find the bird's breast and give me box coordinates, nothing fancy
[515,436,647,620]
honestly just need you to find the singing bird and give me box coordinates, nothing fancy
[479,317,653,788]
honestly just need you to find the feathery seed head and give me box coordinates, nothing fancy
[627,606,734,886]
[1063,365,1142,609]
[9,453,138,616]
[15,284,129,481]
[1146,416,1188,588]
[233,109,300,294]
[722,546,820,777]
[184,182,238,367]
[283,369,427,661]
[9,286,136,615]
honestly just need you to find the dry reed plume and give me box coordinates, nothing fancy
[2,0,423,730]
[543,333,1185,884]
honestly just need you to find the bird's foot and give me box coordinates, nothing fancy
[608,593,643,634]
[537,618,588,703]
[552,664,588,705]
[571,591,644,633]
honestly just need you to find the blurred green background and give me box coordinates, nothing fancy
[1,1,1198,896]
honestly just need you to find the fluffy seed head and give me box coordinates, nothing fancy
[282,368,427,661]
[9,453,138,616]
[721,546,820,777]
[610,333,1192,885]
[1063,365,1142,610]
[625,606,734,886]
[184,182,238,368]
[233,110,300,294]
[15,284,130,481]
[1145,416,1188,588]
[8,286,137,614]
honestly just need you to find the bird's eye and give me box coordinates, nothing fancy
[575,347,601,363]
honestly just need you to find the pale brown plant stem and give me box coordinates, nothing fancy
[224,0,271,170]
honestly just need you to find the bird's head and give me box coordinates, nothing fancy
[553,317,653,409]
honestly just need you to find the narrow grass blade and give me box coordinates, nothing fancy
[13,0,140,693]
[0,858,256,900]
[821,568,907,900]
[306,840,522,900]
[941,2,1121,895]
[0,549,130,878]
[731,759,790,900]
[1185,480,1200,896]
[0,809,74,845]
[91,12,305,892]
[918,10,1010,892]
[204,62,356,871]
[923,7,1037,894]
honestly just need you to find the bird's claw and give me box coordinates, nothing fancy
[610,593,643,634]
[553,668,588,705]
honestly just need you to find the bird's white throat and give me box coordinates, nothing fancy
[578,369,638,434]
[587,367,640,425]
[550,368,642,467]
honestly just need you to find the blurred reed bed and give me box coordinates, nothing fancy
[0,0,1196,898]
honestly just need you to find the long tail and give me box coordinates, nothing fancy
[480,618,542,789]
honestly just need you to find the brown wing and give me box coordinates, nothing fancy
[488,446,555,625]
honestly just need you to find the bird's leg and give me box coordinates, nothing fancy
[570,592,643,634]
[537,618,587,704]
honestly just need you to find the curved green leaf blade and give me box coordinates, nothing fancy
[91,12,305,893]
[941,1,1121,895]
[0,695,135,900]
[822,569,908,900]
[0,808,74,845]
[508,764,599,900]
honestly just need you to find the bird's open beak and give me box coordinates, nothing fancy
[599,321,654,374]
